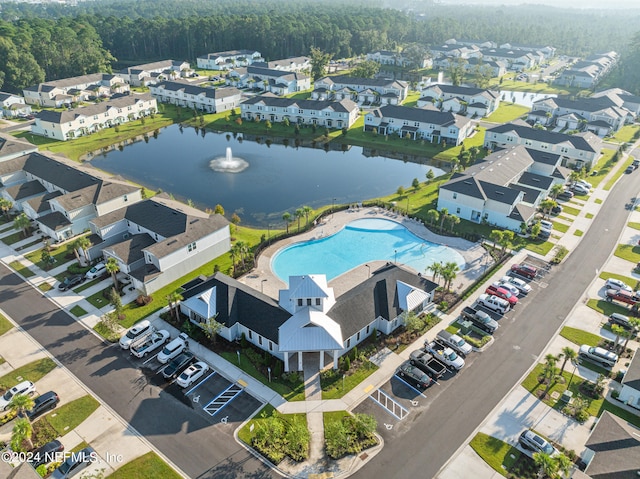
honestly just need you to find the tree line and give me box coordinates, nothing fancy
[1,0,640,94]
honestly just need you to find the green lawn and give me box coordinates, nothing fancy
[401,91,422,107]
[238,404,275,445]
[595,198,603,204]
[559,326,601,347]
[433,127,487,163]
[558,215,574,223]
[0,358,57,390]
[629,222,640,231]
[106,452,182,479]
[45,395,100,435]
[609,124,640,144]
[218,351,306,401]
[585,213,594,219]
[73,277,105,293]
[38,282,53,292]
[524,240,554,256]
[0,313,13,336]
[24,238,85,270]
[8,260,34,278]
[562,205,580,216]
[321,360,378,399]
[484,103,530,124]
[85,287,112,309]
[69,305,87,317]
[574,230,584,237]
[15,238,45,252]
[552,222,569,233]
[589,149,616,187]
[598,271,640,289]
[469,432,521,477]
[1,230,32,245]
[599,399,640,428]
[614,244,640,263]
[586,298,630,318]
[604,156,634,191]
[93,322,120,343]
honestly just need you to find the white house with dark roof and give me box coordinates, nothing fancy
[312,75,408,105]
[366,50,431,69]
[251,56,311,73]
[0,151,142,241]
[364,105,474,145]
[463,57,507,78]
[498,43,556,59]
[592,88,640,117]
[196,50,263,71]
[529,96,630,136]
[480,48,538,71]
[0,132,37,162]
[0,92,31,118]
[556,52,618,89]
[418,84,500,117]
[119,60,191,87]
[31,94,157,141]
[88,194,230,295]
[484,122,602,170]
[23,73,129,108]
[582,410,640,478]
[241,95,359,129]
[437,145,568,231]
[618,349,640,410]
[179,264,437,371]
[149,81,241,113]
[227,66,310,95]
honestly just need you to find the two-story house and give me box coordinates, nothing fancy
[227,66,310,95]
[418,84,500,117]
[437,145,568,231]
[88,194,230,295]
[480,48,538,71]
[119,60,191,87]
[179,263,437,372]
[241,95,359,128]
[312,76,408,105]
[484,122,602,170]
[251,56,311,73]
[364,105,474,145]
[555,52,618,89]
[0,92,31,118]
[528,96,630,136]
[23,73,129,108]
[149,81,241,113]
[31,94,157,141]
[365,50,431,69]
[196,50,263,71]
[0,151,142,242]
[498,43,556,59]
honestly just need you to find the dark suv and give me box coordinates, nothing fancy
[510,263,537,279]
[23,391,59,420]
[58,274,84,291]
[162,351,195,380]
[608,312,637,331]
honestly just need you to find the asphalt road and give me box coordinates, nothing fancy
[351,171,639,479]
[0,275,275,479]
[0,170,636,479]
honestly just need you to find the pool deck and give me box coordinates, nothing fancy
[239,207,488,298]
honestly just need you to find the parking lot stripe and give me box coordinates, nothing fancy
[393,374,427,398]
[185,371,217,396]
[203,383,243,416]
[142,354,160,365]
[369,388,409,420]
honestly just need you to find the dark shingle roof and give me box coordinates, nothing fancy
[478,180,521,205]
[242,95,358,114]
[318,75,407,89]
[585,411,640,479]
[0,134,37,162]
[35,93,154,124]
[327,264,437,338]
[486,123,598,153]
[154,81,240,100]
[104,233,155,265]
[622,349,640,391]
[525,149,561,166]
[55,181,139,211]
[4,180,46,201]
[516,171,553,190]
[375,105,465,128]
[181,272,289,343]
[37,211,71,231]
[508,184,542,204]
[25,191,62,214]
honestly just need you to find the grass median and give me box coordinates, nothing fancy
[0,358,57,391]
[0,313,13,336]
[106,452,182,479]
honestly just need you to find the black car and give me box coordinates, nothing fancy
[29,439,64,469]
[626,165,635,174]
[396,361,434,390]
[557,191,574,200]
[551,205,562,215]
[162,351,195,380]
[608,312,637,331]
[22,391,59,420]
[58,274,84,291]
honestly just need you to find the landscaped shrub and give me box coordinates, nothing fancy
[325,413,378,459]
[251,410,310,463]
[240,332,248,349]
[342,356,351,372]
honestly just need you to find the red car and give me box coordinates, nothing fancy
[486,285,519,306]
[510,263,537,279]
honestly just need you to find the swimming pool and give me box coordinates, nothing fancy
[271,218,466,283]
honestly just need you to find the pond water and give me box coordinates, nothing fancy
[87,125,445,227]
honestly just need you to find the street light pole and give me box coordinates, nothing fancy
[567,359,580,388]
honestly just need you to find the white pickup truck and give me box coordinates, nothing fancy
[131,330,171,358]
[477,293,510,314]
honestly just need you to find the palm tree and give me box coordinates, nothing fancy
[0,198,13,219]
[622,317,640,351]
[166,290,183,321]
[294,208,305,231]
[426,209,439,228]
[447,214,460,233]
[105,257,120,290]
[11,417,34,451]
[13,213,31,238]
[8,393,35,420]
[550,183,564,200]
[611,324,626,353]
[559,346,577,375]
[555,453,573,478]
[427,261,443,284]
[533,452,559,479]
[441,261,460,291]
[282,212,292,234]
[439,208,449,233]
[302,206,313,226]
[73,236,92,266]
[230,243,240,275]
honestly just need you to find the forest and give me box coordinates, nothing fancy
[0,0,639,94]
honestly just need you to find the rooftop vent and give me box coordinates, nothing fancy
[167,239,178,246]
[189,219,199,224]
[496,191,504,195]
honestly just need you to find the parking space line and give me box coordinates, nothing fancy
[203,383,243,416]
[185,371,217,396]
[142,354,160,365]
[368,388,408,420]
[393,374,427,398]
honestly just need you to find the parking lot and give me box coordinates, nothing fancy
[125,345,263,432]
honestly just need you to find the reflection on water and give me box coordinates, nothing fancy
[87,124,447,227]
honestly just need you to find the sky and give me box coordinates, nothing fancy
[438,0,638,8]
